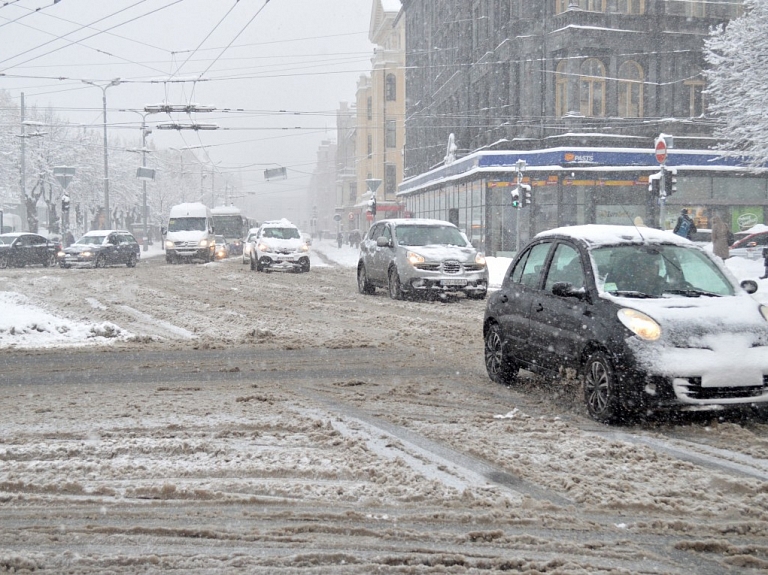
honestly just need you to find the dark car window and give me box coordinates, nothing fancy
[544,244,585,292]
[380,225,392,242]
[513,242,551,288]
[29,235,46,246]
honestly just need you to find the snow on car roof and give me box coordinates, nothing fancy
[385,218,458,227]
[82,230,129,236]
[536,224,692,248]
[261,218,296,228]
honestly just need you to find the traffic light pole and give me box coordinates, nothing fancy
[659,165,667,229]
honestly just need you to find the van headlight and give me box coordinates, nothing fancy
[301,243,309,252]
[407,251,425,266]
[199,239,209,248]
[475,253,487,266]
[618,308,661,341]
[760,305,768,322]
[165,240,174,249]
[258,243,270,252]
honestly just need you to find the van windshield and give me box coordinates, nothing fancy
[168,217,207,232]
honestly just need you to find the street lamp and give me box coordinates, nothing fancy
[82,78,121,229]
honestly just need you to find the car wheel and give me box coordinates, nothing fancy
[484,323,519,385]
[300,259,310,273]
[0,255,8,269]
[126,253,137,268]
[584,351,623,424]
[357,264,375,295]
[388,267,403,300]
[94,255,106,268]
[43,253,57,267]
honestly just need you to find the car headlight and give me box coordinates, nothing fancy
[258,243,270,252]
[760,305,768,322]
[407,251,425,266]
[475,253,487,266]
[301,243,309,252]
[165,240,174,249]
[199,239,209,248]
[617,308,661,341]
[81,251,93,258]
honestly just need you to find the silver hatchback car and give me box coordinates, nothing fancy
[357,219,488,300]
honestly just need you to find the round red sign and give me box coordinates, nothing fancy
[655,139,667,164]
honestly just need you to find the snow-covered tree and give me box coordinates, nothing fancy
[704,0,768,167]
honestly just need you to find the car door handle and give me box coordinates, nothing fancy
[535,303,544,313]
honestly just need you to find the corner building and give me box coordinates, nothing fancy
[399,0,767,255]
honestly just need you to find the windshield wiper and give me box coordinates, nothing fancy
[607,290,656,298]
[663,288,721,298]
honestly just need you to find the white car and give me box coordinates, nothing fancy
[241,227,260,264]
[249,219,310,273]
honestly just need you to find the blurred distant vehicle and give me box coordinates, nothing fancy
[214,235,230,260]
[242,227,260,264]
[730,230,768,260]
[211,205,248,256]
[0,232,59,269]
[250,219,310,273]
[61,230,140,269]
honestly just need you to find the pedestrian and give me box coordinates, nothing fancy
[672,208,697,239]
[760,247,768,280]
[64,230,75,247]
[337,231,343,249]
[710,213,730,260]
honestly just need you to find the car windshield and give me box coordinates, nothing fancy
[591,244,735,298]
[168,217,207,232]
[76,235,107,246]
[395,225,468,247]
[262,227,300,239]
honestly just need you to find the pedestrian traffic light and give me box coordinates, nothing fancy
[663,168,677,197]
[511,186,520,208]
[520,184,532,207]
[61,194,70,212]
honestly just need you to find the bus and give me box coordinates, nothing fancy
[211,206,248,255]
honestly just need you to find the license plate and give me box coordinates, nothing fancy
[442,279,467,286]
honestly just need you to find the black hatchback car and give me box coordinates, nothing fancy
[484,225,768,424]
[61,230,140,268]
[0,232,60,269]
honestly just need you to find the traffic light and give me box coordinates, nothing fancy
[520,184,532,207]
[61,194,70,212]
[367,195,377,217]
[648,174,661,197]
[663,168,677,197]
[511,186,520,208]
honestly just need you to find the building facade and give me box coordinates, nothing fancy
[351,0,405,232]
[399,0,766,255]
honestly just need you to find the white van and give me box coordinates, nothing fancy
[164,203,216,263]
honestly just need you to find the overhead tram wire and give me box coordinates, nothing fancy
[0,0,63,31]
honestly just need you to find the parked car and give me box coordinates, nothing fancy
[214,235,230,260]
[242,227,260,264]
[249,219,310,273]
[729,230,768,260]
[357,218,488,300]
[688,228,711,246]
[61,230,140,268]
[0,232,60,269]
[483,224,768,424]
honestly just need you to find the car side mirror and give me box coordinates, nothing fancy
[552,281,587,300]
[741,279,758,294]
[376,236,391,248]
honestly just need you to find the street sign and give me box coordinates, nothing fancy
[53,166,76,189]
[136,167,156,180]
[333,214,341,222]
[264,167,287,180]
[655,138,667,164]
[348,212,354,221]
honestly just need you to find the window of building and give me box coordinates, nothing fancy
[349,182,357,204]
[555,60,569,117]
[618,61,644,118]
[686,0,706,17]
[579,58,606,117]
[367,96,372,120]
[367,135,373,158]
[385,163,397,196]
[386,120,396,148]
[385,74,396,101]
[684,80,706,117]
[555,0,605,12]
[617,0,644,14]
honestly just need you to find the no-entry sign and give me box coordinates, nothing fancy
[655,138,668,164]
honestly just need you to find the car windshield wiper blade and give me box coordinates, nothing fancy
[663,288,721,297]
[608,290,656,298]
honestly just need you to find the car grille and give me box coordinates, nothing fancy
[442,260,461,274]
[173,241,198,248]
[676,376,768,400]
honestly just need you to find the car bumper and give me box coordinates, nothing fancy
[168,248,211,260]
[401,269,489,294]
[258,253,308,269]
[62,255,97,267]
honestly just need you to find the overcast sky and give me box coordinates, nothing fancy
[0,0,375,218]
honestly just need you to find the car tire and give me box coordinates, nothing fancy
[94,255,106,269]
[388,267,403,300]
[484,323,519,385]
[43,253,57,267]
[300,259,310,273]
[584,351,624,424]
[357,264,375,295]
[126,253,137,268]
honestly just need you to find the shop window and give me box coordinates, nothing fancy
[618,61,644,118]
[580,58,606,117]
